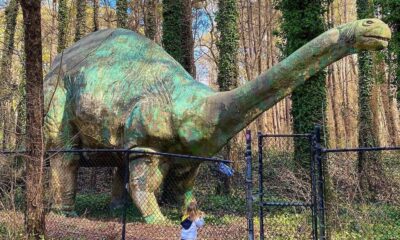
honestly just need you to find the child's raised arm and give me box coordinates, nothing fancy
[195,217,205,228]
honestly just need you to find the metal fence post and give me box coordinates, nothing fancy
[258,132,265,240]
[310,134,318,240]
[245,130,254,240]
[121,151,130,240]
[314,125,326,240]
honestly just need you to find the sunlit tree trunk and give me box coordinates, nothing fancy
[75,0,87,41]
[144,0,157,41]
[0,0,19,151]
[20,0,46,238]
[93,0,99,31]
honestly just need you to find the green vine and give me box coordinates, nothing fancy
[117,0,128,28]
[216,0,239,91]
[162,0,185,66]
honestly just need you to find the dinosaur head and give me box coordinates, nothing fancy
[352,18,391,51]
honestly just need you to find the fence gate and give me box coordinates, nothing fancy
[246,126,326,240]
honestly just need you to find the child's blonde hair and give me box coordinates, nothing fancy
[185,200,203,220]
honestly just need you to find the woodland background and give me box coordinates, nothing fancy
[0,0,400,239]
[0,0,400,152]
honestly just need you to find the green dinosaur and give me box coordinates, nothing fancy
[44,18,391,223]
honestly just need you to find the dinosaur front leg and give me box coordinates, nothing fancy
[50,153,79,215]
[129,156,169,223]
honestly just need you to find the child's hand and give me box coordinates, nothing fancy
[199,211,205,218]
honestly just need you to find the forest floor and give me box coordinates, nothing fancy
[0,211,249,240]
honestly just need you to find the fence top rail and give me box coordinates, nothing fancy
[258,133,312,138]
[323,146,400,153]
[0,149,232,163]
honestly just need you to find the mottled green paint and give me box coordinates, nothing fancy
[44,20,391,223]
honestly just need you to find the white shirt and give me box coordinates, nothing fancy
[180,217,205,240]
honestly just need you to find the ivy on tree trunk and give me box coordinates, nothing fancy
[162,0,195,77]
[58,0,68,52]
[356,0,386,201]
[215,0,239,195]
[117,0,128,28]
[0,0,19,150]
[75,0,87,41]
[276,0,330,170]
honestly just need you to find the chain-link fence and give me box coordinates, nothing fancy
[0,150,250,240]
[254,126,400,240]
[324,149,400,239]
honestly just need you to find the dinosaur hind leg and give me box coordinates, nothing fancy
[129,156,169,223]
[110,166,125,209]
[50,152,79,214]
[46,85,80,215]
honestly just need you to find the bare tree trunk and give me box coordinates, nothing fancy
[93,0,99,31]
[144,0,157,41]
[20,0,46,238]
[182,0,195,77]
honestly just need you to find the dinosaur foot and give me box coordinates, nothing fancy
[144,213,167,224]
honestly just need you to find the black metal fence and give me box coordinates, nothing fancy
[250,125,400,240]
[0,149,251,240]
[322,146,400,239]
[249,127,326,240]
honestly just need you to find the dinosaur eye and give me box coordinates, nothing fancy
[366,20,374,24]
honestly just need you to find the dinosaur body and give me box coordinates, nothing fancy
[44,19,391,223]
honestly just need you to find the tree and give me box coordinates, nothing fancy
[375,0,400,145]
[93,0,99,31]
[215,0,239,195]
[162,0,195,77]
[75,0,87,41]
[276,0,330,169]
[144,0,157,41]
[20,0,46,238]
[356,0,386,200]
[117,0,128,28]
[216,0,239,92]
[58,0,68,52]
[0,0,19,150]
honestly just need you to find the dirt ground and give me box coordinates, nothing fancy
[0,211,249,240]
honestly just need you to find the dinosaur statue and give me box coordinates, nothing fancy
[44,18,391,223]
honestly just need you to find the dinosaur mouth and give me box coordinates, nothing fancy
[363,35,390,41]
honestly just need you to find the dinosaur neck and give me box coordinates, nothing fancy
[205,28,355,148]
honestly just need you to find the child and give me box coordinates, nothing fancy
[180,200,205,240]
